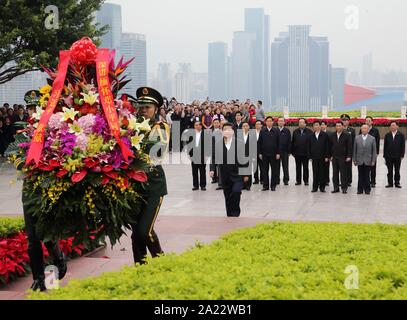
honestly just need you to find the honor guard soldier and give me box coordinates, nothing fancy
[131,87,169,264]
[20,90,67,292]
[341,114,356,187]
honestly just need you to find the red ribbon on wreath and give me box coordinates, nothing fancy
[25,50,71,166]
[96,48,133,162]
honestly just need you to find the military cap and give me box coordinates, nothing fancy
[136,87,163,107]
[340,114,351,121]
[24,90,40,106]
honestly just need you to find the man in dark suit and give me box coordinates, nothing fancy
[233,111,243,131]
[292,118,312,186]
[383,121,405,188]
[258,117,280,191]
[277,117,291,186]
[188,121,207,191]
[330,121,352,194]
[308,121,330,193]
[210,123,249,217]
[211,118,223,189]
[253,120,264,185]
[341,114,356,187]
[241,122,253,190]
[321,120,332,186]
[363,116,380,187]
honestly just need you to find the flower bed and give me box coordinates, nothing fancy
[0,217,102,286]
[276,117,407,127]
[30,222,407,300]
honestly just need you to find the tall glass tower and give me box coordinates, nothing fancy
[271,26,330,112]
[208,42,228,101]
[96,3,122,59]
[121,33,147,94]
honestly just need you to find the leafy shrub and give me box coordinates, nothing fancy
[30,222,407,300]
[266,111,403,118]
[0,217,25,239]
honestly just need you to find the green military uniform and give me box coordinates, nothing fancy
[131,87,169,264]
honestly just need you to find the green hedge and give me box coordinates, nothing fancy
[30,222,407,300]
[0,217,25,239]
[266,111,402,118]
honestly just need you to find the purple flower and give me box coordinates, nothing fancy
[110,148,123,169]
[19,142,31,149]
[93,114,108,135]
[60,132,77,155]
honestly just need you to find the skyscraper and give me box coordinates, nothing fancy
[120,33,147,93]
[271,26,330,112]
[244,8,265,102]
[96,3,122,58]
[362,53,373,86]
[244,8,270,105]
[230,31,256,100]
[263,15,271,106]
[330,67,346,109]
[174,63,192,102]
[208,42,228,101]
[155,63,172,98]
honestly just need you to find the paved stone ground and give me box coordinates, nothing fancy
[0,144,406,299]
[2,146,407,223]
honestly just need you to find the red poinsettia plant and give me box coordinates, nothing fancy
[277,117,407,127]
[0,230,101,286]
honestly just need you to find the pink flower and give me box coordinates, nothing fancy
[76,133,88,152]
[49,112,66,130]
[78,114,96,134]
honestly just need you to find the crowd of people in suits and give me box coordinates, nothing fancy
[0,103,31,157]
[183,112,405,216]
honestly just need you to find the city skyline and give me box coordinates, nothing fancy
[108,0,407,74]
[2,1,407,106]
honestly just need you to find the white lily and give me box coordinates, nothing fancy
[81,92,98,106]
[62,107,79,122]
[127,116,138,131]
[135,118,151,132]
[131,134,145,150]
[68,122,83,136]
[32,106,44,121]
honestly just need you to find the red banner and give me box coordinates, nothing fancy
[26,51,71,165]
[96,49,133,162]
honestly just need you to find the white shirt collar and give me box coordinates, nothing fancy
[195,131,201,146]
[225,138,233,150]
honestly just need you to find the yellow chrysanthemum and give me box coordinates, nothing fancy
[39,93,50,107]
[39,84,52,95]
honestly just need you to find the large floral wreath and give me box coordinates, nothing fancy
[10,38,158,246]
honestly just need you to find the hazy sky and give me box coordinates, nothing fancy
[108,0,407,74]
